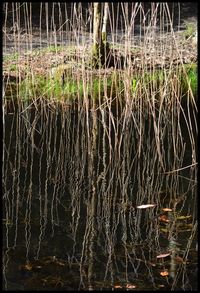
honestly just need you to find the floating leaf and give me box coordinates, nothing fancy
[136,204,156,209]
[35,265,42,269]
[159,215,170,223]
[176,215,192,220]
[160,228,169,233]
[177,227,193,232]
[126,284,136,289]
[175,256,184,263]
[160,271,169,277]
[156,253,171,258]
[114,284,122,289]
[148,261,156,267]
[162,208,172,212]
[21,263,32,271]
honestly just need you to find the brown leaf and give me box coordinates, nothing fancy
[126,284,136,289]
[114,284,122,288]
[21,263,32,271]
[160,271,169,277]
[162,208,172,212]
[175,256,185,263]
[159,215,170,223]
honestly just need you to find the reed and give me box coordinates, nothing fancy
[3,3,197,290]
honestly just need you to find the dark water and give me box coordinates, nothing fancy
[3,98,197,290]
[3,2,197,56]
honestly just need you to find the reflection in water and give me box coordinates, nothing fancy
[3,96,197,290]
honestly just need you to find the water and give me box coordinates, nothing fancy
[3,98,197,290]
[3,2,197,56]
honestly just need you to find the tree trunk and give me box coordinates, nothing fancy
[102,3,109,46]
[101,3,109,66]
[93,3,101,68]
[92,3,109,68]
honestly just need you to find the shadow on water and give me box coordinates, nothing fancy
[3,97,197,290]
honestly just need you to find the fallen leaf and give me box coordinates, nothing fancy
[175,256,184,263]
[176,215,192,220]
[35,265,42,269]
[136,204,156,209]
[178,228,192,232]
[114,284,122,288]
[160,271,169,277]
[148,261,156,267]
[162,208,172,212]
[22,263,32,271]
[160,228,169,233]
[156,253,171,258]
[159,215,170,223]
[57,261,65,266]
[126,284,136,289]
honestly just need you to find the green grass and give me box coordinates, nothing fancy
[181,63,197,94]
[16,74,123,101]
[32,44,74,56]
[139,64,197,97]
[182,21,197,39]
[4,52,19,62]
[9,64,18,71]
[4,59,197,102]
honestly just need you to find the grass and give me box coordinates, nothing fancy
[3,31,197,105]
[182,20,197,39]
[181,63,197,94]
[6,71,123,101]
[8,64,18,71]
[3,43,197,104]
[4,61,196,102]
[3,52,19,62]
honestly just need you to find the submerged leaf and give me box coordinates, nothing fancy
[136,204,156,209]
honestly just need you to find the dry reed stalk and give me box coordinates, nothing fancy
[2,3,197,290]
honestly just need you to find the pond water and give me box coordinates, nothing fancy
[3,98,197,290]
[3,2,197,56]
